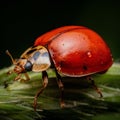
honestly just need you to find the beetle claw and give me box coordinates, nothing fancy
[87,76,103,98]
[7,70,13,75]
[60,102,66,108]
[33,97,37,111]
[97,89,103,98]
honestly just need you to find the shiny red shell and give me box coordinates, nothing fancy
[34,26,113,77]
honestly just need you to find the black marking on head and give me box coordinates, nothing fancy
[24,61,33,71]
[33,51,40,60]
[26,49,37,55]
[26,46,42,55]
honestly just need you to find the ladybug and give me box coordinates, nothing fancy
[6,25,113,111]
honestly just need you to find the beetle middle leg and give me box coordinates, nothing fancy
[55,70,65,108]
[33,71,48,111]
[87,76,103,98]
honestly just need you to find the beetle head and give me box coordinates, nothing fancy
[14,59,33,74]
[6,46,51,74]
[6,50,31,74]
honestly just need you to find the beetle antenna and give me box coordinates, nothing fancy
[6,50,16,64]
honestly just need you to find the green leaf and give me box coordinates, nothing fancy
[0,63,120,120]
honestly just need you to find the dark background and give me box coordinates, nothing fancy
[0,0,120,69]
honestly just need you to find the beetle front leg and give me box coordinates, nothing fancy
[33,71,48,111]
[55,70,65,108]
[14,73,30,82]
[14,74,22,81]
[7,70,14,75]
[23,73,30,81]
[87,76,103,98]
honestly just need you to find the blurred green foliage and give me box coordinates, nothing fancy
[0,63,120,120]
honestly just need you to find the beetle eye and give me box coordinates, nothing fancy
[24,61,33,71]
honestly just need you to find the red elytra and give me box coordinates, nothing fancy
[34,26,113,77]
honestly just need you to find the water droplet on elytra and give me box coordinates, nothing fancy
[87,51,92,58]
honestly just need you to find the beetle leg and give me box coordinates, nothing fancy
[23,73,30,81]
[14,74,22,81]
[55,70,65,108]
[33,71,48,111]
[14,73,30,82]
[19,73,30,82]
[7,70,14,75]
[87,76,103,98]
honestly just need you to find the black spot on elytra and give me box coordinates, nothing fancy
[83,65,88,71]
